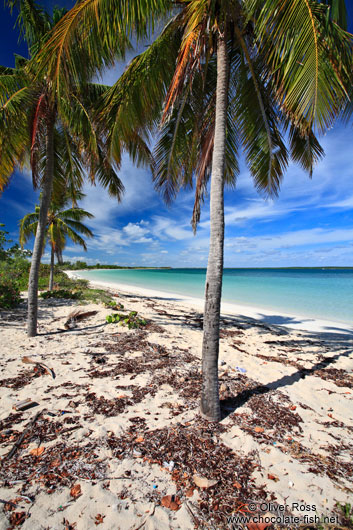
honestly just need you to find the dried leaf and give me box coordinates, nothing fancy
[161,495,181,510]
[30,447,45,457]
[161,495,172,508]
[95,514,105,525]
[267,473,279,482]
[9,512,26,526]
[70,484,82,499]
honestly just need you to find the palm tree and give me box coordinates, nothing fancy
[0,0,148,336]
[19,196,94,290]
[36,0,352,420]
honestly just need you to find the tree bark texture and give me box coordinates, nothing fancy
[49,245,55,291]
[27,114,55,337]
[200,31,229,421]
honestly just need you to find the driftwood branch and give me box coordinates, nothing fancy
[4,411,42,460]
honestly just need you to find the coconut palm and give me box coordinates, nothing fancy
[19,195,94,290]
[36,0,352,420]
[0,0,152,337]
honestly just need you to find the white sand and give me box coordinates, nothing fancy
[0,279,352,529]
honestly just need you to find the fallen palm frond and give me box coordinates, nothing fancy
[21,356,55,379]
[64,309,97,329]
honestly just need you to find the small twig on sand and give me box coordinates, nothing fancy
[0,499,18,507]
[185,501,214,529]
[4,411,42,460]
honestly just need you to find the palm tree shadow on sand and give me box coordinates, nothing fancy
[220,348,352,419]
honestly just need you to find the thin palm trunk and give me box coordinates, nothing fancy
[200,31,228,421]
[49,245,55,290]
[27,113,55,337]
[56,248,63,264]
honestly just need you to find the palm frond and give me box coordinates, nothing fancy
[234,55,288,197]
[35,0,170,99]
[246,0,353,133]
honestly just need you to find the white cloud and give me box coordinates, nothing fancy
[151,216,194,240]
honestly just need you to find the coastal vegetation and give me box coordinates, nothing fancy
[0,223,115,308]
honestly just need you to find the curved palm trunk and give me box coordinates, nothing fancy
[200,32,228,422]
[27,114,55,337]
[56,248,63,264]
[49,245,55,290]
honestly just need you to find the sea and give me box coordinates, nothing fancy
[76,268,353,325]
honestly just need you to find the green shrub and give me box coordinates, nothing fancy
[0,258,31,290]
[106,311,147,329]
[40,289,81,300]
[104,300,124,310]
[0,281,22,309]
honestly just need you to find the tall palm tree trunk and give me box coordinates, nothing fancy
[49,245,55,290]
[200,31,228,422]
[27,114,55,337]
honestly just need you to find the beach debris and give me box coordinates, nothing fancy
[29,446,45,457]
[94,514,105,525]
[236,366,247,373]
[288,481,294,488]
[161,495,181,511]
[185,487,195,497]
[63,518,77,530]
[9,511,27,527]
[107,423,269,527]
[254,427,264,433]
[12,398,39,411]
[22,356,55,379]
[193,474,218,489]
[64,310,97,330]
[70,484,82,499]
[267,473,279,482]
[4,411,42,460]
[163,461,175,472]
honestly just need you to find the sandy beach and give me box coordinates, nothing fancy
[0,279,352,529]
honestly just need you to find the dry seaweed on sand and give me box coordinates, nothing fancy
[107,421,273,528]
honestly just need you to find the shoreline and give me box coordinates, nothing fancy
[66,270,353,335]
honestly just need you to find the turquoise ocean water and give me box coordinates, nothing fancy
[76,268,353,324]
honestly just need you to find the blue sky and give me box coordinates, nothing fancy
[1,2,353,268]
